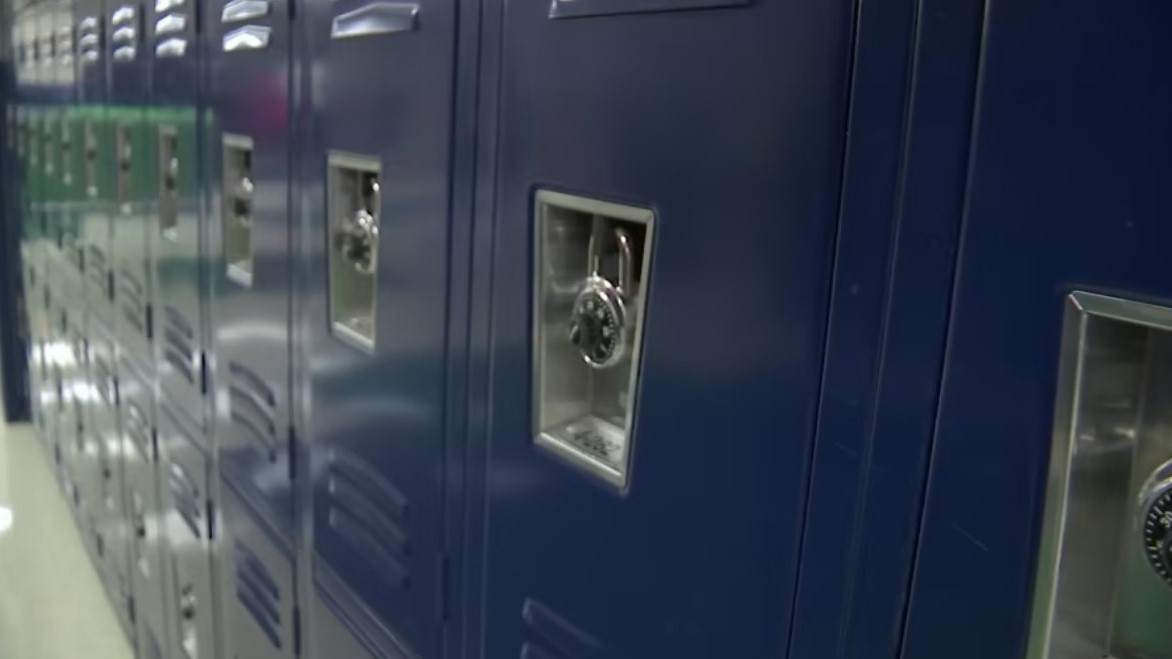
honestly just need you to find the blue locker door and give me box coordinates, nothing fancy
[218,482,299,659]
[89,322,136,637]
[78,0,117,334]
[120,354,175,659]
[299,0,461,650]
[206,0,296,538]
[107,0,155,371]
[150,0,207,424]
[472,0,854,655]
[901,1,1172,658]
[158,404,217,659]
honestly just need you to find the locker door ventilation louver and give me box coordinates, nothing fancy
[234,541,282,649]
[119,269,149,338]
[162,305,197,386]
[167,461,202,540]
[86,246,108,292]
[93,354,114,408]
[327,448,410,590]
[227,361,277,459]
[124,400,152,461]
[520,599,607,659]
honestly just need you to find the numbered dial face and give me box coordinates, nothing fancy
[568,278,627,369]
[1142,486,1172,587]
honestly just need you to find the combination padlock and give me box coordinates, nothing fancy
[568,226,634,369]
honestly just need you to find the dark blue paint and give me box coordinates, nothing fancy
[903,0,1172,657]
[789,0,985,656]
[469,0,853,656]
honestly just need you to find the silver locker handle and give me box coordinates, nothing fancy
[222,25,271,52]
[156,38,187,58]
[221,0,271,23]
[113,45,136,61]
[330,2,419,40]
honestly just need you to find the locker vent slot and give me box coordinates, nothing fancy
[327,448,410,589]
[163,306,197,385]
[86,246,108,289]
[124,401,152,460]
[119,269,148,337]
[234,541,282,649]
[520,599,606,659]
[93,356,113,406]
[167,462,202,540]
[228,361,277,459]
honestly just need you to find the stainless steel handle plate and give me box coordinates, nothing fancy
[330,2,419,40]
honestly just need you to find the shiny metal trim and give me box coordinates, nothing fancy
[531,190,655,489]
[221,25,271,52]
[112,26,137,43]
[155,37,187,58]
[154,14,187,36]
[112,5,136,25]
[329,2,419,40]
[221,0,270,24]
[1028,291,1172,659]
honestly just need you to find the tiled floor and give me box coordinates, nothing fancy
[0,421,134,659]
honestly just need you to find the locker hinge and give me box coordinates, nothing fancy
[199,355,208,395]
[145,303,153,339]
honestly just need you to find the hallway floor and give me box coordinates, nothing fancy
[0,422,134,659]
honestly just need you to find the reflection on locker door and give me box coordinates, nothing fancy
[299,0,463,650]
[470,0,854,655]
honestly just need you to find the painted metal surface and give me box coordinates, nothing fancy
[786,0,985,656]
[465,0,853,656]
[206,0,296,539]
[902,0,1172,657]
[150,0,206,427]
[297,0,462,648]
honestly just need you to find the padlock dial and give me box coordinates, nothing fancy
[1142,486,1172,587]
[569,279,626,369]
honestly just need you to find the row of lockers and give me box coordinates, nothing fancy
[5,0,1172,657]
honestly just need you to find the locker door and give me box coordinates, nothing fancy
[108,0,156,370]
[206,0,296,537]
[158,405,217,659]
[89,322,136,637]
[298,0,463,651]
[150,0,207,422]
[471,0,854,655]
[121,355,175,659]
[78,2,117,332]
[902,2,1172,659]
